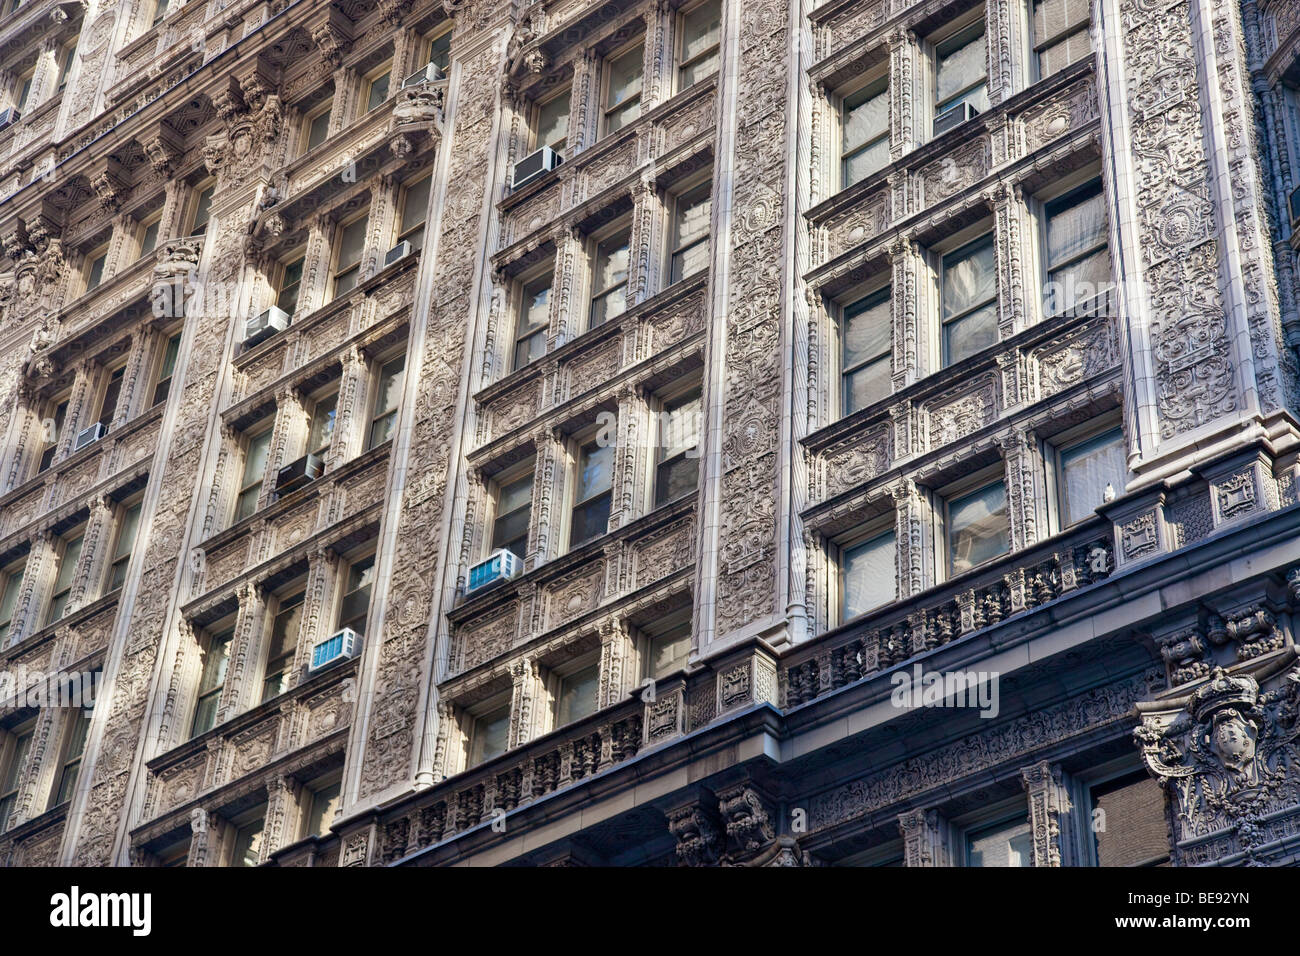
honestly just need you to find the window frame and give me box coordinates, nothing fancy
[488,462,535,562]
[136,209,163,261]
[958,797,1034,867]
[331,212,370,299]
[366,351,406,450]
[106,495,144,592]
[1030,0,1092,81]
[362,61,393,114]
[587,220,632,329]
[301,771,344,840]
[0,718,36,832]
[94,360,127,432]
[931,16,989,120]
[601,37,646,138]
[82,244,109,293]
[466,695,511,768]
[190,621,235,739]
[835,519,898,626]
[1037,175,1111,319]
[44,528,85,626]
[234,422,274,523]
[395,173,433,253]
[513,261,554,371]
[0,559,26,646]
[667,177,712,285]
[424,25,453,75]
[301,98,334,154]
[549,654,601,729]
[836,281,893,418]
[187,179,216,237]
[260,584,306,703]
[837,71,891,191]
[937,230,998,368]
[640,607,693,680]
[651,381,702,509]
[937,466,1011,581]
[48,705,92,810]
[567,427,616,550]
[151,329,182,407]
[530,89,571,154]
[676,0,722,91]
[336,549,376,636]
[1044,416,1125,533]
[36,392,69,474]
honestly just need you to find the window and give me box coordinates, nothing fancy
[274,254,305,317]
[14,69,33,112]
[533,92,570,153]
[152,332,181,406]
[332,215,368,297]
[1032,0,1091,80]
[56,41,75,93]
[190,626,233,737]
[45,532,84,625]
[934,20,989,126]
[261,589,304,702]
[603,41,644,136]
[840,287,892,415]
[491,471,533,561]
[668,181,711,283]
[514,270,551,370]
[554,662,600,726]
[1042,179,1111,316]
[137,213,162,260]
[83,247,107,292]
[188,182,215,237]
[37,396,68,473]
[155,838,189,867]
[678,0,721,88]
[304,776,342,838]
[468,705,510,766]
[1088,770,1169,866]
[337,554,375,635]
[841,79,890,188]
[570,436,614,547]
[107,499,143,590]
[1054,426,1124,528]
[363,64,392,112]
[0,722,34,832]
[654,387,701,508]
[841,529,896,621]
[966,813,1032,866]
[96,364,125,431]
[589,227,630,326]
[304,100,332,152]
[643,610,691,679]
[396,175,432,253]
[427,27,452,74]
[151,0,169,27]
[0,562,24,645]
[306,390,338,459]
[229,808,266,867]
[235,426,272,522]
[940,234,997,366]
[945,479,1009,576]
[367,354,405,449]
[49,707,91,809]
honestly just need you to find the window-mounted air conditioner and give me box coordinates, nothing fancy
[309,627,360,673]
[1289,184,1300,229]
[402,62,445,89]
[73,422,106,451]
[0,108,20,131]
[275,453,324,495]
[242,306,290,349]
[511,145,562,190]
[385,240,413,267]
[467,549,522,594]
[934,100,980,137]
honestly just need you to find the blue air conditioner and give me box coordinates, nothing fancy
[467,549,522,594]
[309,627,360,673]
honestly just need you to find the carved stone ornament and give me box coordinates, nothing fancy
[666,802,721,866]
[1135,662,1300,864]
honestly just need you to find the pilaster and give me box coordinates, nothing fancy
[1021,760,1075,867]
[898,807,952,866]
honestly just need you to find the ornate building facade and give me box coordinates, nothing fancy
[0,0,1297,868]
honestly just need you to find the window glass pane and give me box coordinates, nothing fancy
[308,393,338,455]
[366,71,390,111]
[843,357,890,415]
[1033,0,1090,42]
[557,664,600,725]
[1047,247,1112,314]
[942,237,996,319]
[339,554,375,635]
[86,253,106,289]
[0,569,24,631]
[944,302,998,365]
[198,631,233,694]
[656,455,699,507]
[470,707,510,765]
[936,24,987,107]
[1060,427,1124,526]
[242,430,272,488]
[519,277,551,337]
[277,259,304,315]
[232,816,265,867]
[1046,185,1107,268]
[307,780,342,837]
[844,83,889,154]
[1090,771,1169,866]
[428,31,451,72]
[843,291,891,369]
[372,357,404,418]
[607,46,643,110]
[191,186,214,235]
[98,367,124,429]
[844,137,891,188]
[140,219,161,257]
[570,496,611,545]
[672,185,711,254]
[967,816,1033,866]
[109,501,143,589]
[647,623,692,678]
[681,2,721,63]
[401,176,432,237]
[535,94,570,150]
[948,482,1009,574]
[307,107,331,150]
[660,391,701,460]
[576,441,614,502]
[337,218,368,271]
[842,531,896,619]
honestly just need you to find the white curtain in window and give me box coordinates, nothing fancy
[843,531,896,619]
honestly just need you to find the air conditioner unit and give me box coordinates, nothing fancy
[511,145,562,190]
[275,453,324,495]
[242,306,290,349]
[401,62,444,89]
[1289,185,1300,229]
[0,108,19,131]
[385,240,412,267]
[934,100,980,137]
[73,423,106,451]
[309,627,360,673]
[467,549,522,594]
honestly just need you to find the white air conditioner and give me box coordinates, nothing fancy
[934,100,980,137]
[309,627,361,673]
[467,549,522,594]
[73,423,106,451]
[0,108,20,131]
[242,306,290,349]
[511,145,562,190]
[385,240,412,267]
[402,62,444,89]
